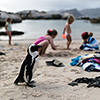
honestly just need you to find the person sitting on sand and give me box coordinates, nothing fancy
[34,29,58,57]
[63,15,74,50]
[79,32,99,51]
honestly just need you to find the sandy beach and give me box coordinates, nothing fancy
[0,39,100,100]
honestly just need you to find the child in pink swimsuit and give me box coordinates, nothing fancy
[34,29,58,57]
[34,36,46,45]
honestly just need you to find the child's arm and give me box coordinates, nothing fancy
[5,24,8,31]
[63,26,66,34]
[49,37,57,50]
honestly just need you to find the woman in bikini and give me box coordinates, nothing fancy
[34,29,58,57]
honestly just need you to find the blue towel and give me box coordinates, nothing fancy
[70,56,81,66]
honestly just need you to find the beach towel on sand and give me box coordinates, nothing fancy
[70,52,100,72]
[80,37,99,51]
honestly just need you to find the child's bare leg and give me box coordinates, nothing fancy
[38,40,49,56]
[8,33,11,45]
[66,35,72,49]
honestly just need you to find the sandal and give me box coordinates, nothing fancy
[46,59,65,67]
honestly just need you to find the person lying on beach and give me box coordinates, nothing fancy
[34,29,58,57]
[79,32,99,51]
[62,15,74,50]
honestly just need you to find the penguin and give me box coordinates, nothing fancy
[14,44,42,87]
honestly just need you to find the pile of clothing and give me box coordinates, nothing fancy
[68,76,100,88]
[70,52,100,72]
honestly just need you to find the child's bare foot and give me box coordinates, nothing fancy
[41,54,47,57]
[66,48,71,50]
[9,44,12,46]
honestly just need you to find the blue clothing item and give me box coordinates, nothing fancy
[70,52,100,72]
[70,56,81,66]
[80,37,99,51]
[71,56,81,62]
[6,22,12,31]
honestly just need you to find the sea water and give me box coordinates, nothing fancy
[0,19,100,40]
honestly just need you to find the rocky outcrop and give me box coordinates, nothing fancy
[16,8,82,20]
[0,31,24,35]
[0,11,22,26]
[0,20,5,26]
[0,8,83,25]
[90,17,100,23]
[76,16,90,20]
[61,13,70,19]
[16,10,62,19]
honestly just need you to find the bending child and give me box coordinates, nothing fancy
[34,29,58,57]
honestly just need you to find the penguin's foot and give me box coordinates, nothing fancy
[14,78,25,85]
[26,83,36,88]
[29,80,36,84]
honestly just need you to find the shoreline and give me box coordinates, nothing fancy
[0,37,100,41]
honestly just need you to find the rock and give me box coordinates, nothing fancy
[0,11,22,26]
[0,20,5,26]
[76,16,90,20]
[90,18,100,23]
[16,8,83,20]
[61,13,70,19]
[80,16,90,20]
[0,31,24,35]
[8,14,22,23]
[44,14,52,19]
[51,14,62,19]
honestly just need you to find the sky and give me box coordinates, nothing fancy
[0,0,100,13]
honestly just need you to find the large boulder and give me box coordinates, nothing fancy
[51,14,62,19]
[61,13,70,19]
[90,18,100,23]
[16,8,83,20]
[16,10,63,19]
[8,14,22,23]
[0,20,5,26]
[0,11,22,26]
[44,14,52,19]
[0,31,24,35]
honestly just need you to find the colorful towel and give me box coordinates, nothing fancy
[80,37,99,50]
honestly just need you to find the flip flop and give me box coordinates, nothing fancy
[46,59,65,67]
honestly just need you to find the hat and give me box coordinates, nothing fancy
[81,32,89,39]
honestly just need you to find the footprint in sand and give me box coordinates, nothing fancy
[47,51,74,57]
